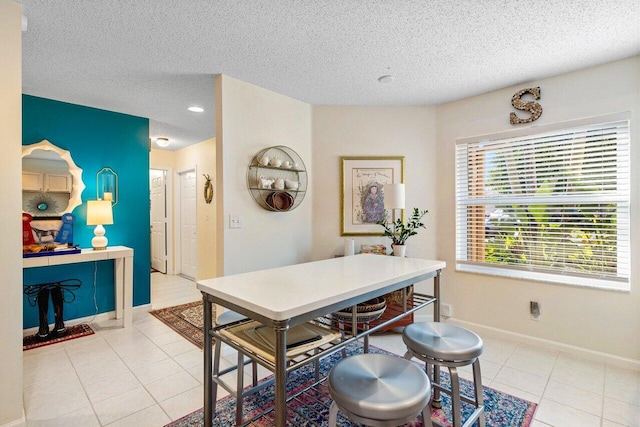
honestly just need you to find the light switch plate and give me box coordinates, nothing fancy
[229,215,241,229]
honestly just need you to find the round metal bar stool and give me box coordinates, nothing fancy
[328,353,434,427]
[211,310,258,425]
[403,322,485,427]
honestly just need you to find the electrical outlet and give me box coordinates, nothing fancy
[441,304,452,318]
[229,215,241,229]
[530,301,541,321]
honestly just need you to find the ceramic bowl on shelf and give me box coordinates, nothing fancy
[284,179,299,190]
[266,191,294,211]
[269,157,283,167]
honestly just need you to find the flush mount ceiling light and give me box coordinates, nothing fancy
[188,106,204,113]
[155,137,170,147]
[378,75,395,84]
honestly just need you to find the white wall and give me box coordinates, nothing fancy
[215,75,313,275]
[0,1,24,425]
[173,138,217,279]
[436,56,640,361]
[311,106,438,301]
[151,139,217,279]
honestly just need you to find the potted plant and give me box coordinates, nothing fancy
[377,208,428,256]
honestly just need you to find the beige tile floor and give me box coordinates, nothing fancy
[22,273,640,426]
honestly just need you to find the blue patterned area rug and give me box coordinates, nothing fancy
[167,344,536,426]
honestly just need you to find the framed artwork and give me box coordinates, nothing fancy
[341,156,405,236]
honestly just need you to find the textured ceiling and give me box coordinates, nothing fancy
[19,0,640,150]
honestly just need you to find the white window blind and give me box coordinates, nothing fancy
[455,118,630,290]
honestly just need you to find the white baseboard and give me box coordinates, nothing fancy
[23,304,156,337]
[134,303,152,314]
[414,314,640,372]
[0,409,25,427]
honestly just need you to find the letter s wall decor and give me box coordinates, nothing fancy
[510,87,543,125]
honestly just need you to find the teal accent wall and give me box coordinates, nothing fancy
[22,95,150,329]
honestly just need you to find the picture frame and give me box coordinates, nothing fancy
[341,156,405,236]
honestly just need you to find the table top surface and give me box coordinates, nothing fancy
[23,245,134,268]
[197,254,445,321]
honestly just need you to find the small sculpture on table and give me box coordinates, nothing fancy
[55,212,75,245]
[22,213,36,245]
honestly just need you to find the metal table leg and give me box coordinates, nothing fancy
[203,295,213,427]
[274,321,289,426]
[432,270,443,408]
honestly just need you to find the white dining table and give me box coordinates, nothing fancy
[197,254,446,426]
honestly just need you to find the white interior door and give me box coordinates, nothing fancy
[179,169,198,279]
[150,169,167,273]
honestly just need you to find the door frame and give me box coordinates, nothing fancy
[175,166,198,279]
[150,166,174,274]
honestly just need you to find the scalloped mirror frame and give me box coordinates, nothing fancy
[22,139,85,215]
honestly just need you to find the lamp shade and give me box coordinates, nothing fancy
[383,183,405,210]
[86,200,113,225]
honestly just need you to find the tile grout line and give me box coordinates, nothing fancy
[98,325,170,426]
[63,334,107,426]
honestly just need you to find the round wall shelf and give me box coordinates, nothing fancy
[247,146,308,212]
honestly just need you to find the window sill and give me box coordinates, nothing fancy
[456,263,630,293]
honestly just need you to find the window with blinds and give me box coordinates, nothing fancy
[455,117,630,290]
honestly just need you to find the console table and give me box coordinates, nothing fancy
[23,245,134,328]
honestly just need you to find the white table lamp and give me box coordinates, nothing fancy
[384,183,405,210]
[87,200,113,250]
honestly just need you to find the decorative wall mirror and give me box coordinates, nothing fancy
[22,139,85,218]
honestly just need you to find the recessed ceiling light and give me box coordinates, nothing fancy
[188,106,204,113]
[156,137,170,148]
[378,75,395,84]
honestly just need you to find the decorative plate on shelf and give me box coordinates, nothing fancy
[266,191,294,211]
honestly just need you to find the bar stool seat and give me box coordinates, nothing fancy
[403,322,485,427]
[328,353,433,427]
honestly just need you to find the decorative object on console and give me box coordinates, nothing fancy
[97,167,118,206]
[360,244,386,255]
[23,212,36,245]
[86,200,113,250]
[203,174,213,204]
[510,86,542,124]
[378,207,428,257]
[341,156,405,236]
[54,212,75,244]
[23,211,79,256]
[343,238,355,256]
